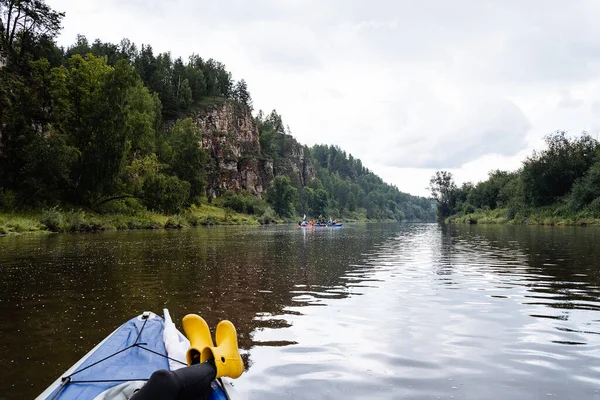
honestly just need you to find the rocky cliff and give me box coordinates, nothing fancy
[272,134,316,186]
[191,102,314,198]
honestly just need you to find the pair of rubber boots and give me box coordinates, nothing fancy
[182,314,244,379]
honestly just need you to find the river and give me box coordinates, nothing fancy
[1,223,599,399]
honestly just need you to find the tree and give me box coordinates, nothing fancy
[186,54,206,100]
[233,79,252,110]
[178,78,192,108]
[167,118,207,202]
[467,170,514,210]
[20,126,79,204]
[65,34,90,58]
[266,176,297,217]
[134,44,156,85]
[142,173,190,214]
[429,171,458,219]
[309,188,328,216]
[570,162,600,211]
[119,38,137,63]
[521,132,598,206]
[0,0,64,64]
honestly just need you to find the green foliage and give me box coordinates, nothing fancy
[588,197,600,218]
[462,203,475,214]
[467,170,516,210]
[307,188,328,216]
[429,171,458,219]
[130,46,233,118]
[232,79,252,110]
[164,215,187,229]
[199,215,217,225]
[255,110,292,162]
[164,118,207,202]
[0,9,241,214]
[307,144,434,221]
[123,154,162,196]
[266,176,297,217]
[184,212,201,227]
[0,0,65,67]
[40,207,64,232]
[96,198,145,216]
[257,206,277,224]
[521,132,598,206]
[142,174,191,214]
[222,192,246,213]
[569,162,600,211]
[0,188,16,211]
[21,127,80,203]
[220,190,266,215]
[435,133,600,225]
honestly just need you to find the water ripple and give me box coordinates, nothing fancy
[2,224,600,399]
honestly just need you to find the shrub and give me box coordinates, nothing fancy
[40,208,64,232]
[96,198,145,215]
[199,215,217,225]
[462,203,475,214]
[257,207,277,224]
[164,216,185,229]
[185,213,201,227]
[65,211,86,232]
[222,192,246,214]
[587,197,600,218]
[221,190,267,215]
[142,174,191,214]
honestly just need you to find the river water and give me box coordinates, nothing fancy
[1,223,599,399]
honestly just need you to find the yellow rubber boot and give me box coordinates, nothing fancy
[182,314,214,366]
[201,320,244,379]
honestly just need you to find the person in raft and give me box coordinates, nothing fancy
[131,314,243,400]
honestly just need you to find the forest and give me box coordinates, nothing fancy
[429,132,600,225]
[0,0,434,232]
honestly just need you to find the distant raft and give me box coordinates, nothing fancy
[37,311,239,400]
[299,222,343,228]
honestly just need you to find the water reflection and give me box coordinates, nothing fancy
[1,223,600,399]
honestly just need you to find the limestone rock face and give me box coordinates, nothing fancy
[273,135,316,186]
[191,101,315,199]
[192,102,266,198]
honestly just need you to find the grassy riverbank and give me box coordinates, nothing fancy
[446,207,600,226]
[0,204,262,235]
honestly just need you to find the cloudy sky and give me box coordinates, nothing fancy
[47,0,600,196]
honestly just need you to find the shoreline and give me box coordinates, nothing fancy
[0,209,430,236]
[0,204,261,236]
[445,208,600,227]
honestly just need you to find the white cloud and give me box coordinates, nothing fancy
[46,0,600,196]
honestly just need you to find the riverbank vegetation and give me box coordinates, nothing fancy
[0,202,259,235]
[430,132,600,226]
[0,0,434,235]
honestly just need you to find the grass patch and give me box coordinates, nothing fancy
[0,213,45,234]
[188,203,259,225]
[447,206,600,226]
[0,202,260,236]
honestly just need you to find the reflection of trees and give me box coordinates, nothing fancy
[442,224,600,315]
[0,224,399,398]
[432,224,457,277]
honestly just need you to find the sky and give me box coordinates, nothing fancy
[46,0,600,197]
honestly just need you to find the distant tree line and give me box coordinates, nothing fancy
[429,132,600,221]
[255,110,435,221]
